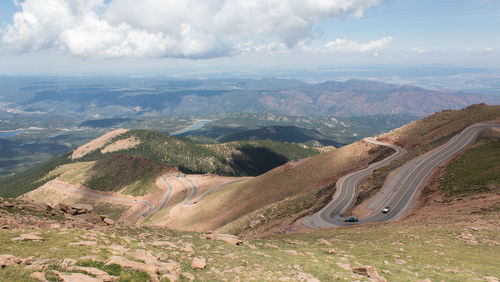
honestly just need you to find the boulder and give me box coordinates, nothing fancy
[0,254,24,267]
[67,266,119,281]
[264,242,279,249]
[70,204,93,215]
[30,272,46,281]
[130,249,158,265]
[158,261,181,274]
[106,256,159,274]
[352,266,386,282]
[191,258,206,269]
[57,203,72,214]
[203,234,242,245]
[103,218,115,225]
[61,258,77,267]
[55,271,102,282]
[11,234,44,242]
[316,239,332,246]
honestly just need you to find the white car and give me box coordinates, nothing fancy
[382,207,390,213]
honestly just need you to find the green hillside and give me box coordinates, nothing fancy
[217,125,343,147]
[0,129,320,197]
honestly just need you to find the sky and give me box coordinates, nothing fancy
[0,0,499,75]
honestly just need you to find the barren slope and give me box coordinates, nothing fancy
[162,141,394,234]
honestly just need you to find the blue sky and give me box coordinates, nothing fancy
[0,0,498,75]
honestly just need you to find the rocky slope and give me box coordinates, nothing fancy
[0,196,498,281]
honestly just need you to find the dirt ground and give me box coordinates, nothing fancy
[71,128,128,159]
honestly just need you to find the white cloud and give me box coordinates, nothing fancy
[410,47,431,54]
[322,36,392,56]
[2,0,382,59]
[484,47,495,52]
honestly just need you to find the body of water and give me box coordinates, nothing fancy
[171,120,212,136]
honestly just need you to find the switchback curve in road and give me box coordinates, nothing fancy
[302,138,406,229]
[303,123,499,229]
[159,174,247,208]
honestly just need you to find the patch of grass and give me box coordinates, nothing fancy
[77,260,151,281]
[47,161,95,185]
[440,141,500,197]
[0,221,499,281]
[83,155,169,195]
[122,178,158,196]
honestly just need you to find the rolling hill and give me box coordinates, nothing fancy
[0,129,320,198]
[216,125,343,147]
[1,104,498,240]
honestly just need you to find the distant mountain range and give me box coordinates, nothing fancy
[2,77,498,118]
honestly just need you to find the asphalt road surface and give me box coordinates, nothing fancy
[303,123,499,229]
[160,174,246,208]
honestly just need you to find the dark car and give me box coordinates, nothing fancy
[344,216,358,222]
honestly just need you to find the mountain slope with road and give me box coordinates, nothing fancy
[217,104,500,236]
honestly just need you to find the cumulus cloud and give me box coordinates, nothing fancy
[2,0,382,59]
[322,36,392,56]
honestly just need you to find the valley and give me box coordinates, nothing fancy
[0,79,499,282]
[0,103,498,281]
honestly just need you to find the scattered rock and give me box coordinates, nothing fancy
[30,271,46,281]
[444,269,459,273]
[11,233,45,242]
[69,241,97,246]
[284,250,298,255]
[131,249,158,265]
[203,233,242,245]
[352,266,386,282]
[157,252,169,261]
[161,273,178,281]
[150,241,178,249]
[191,257,206,269]
[456,231,478,245]
[264,242,279,249]
[484,276,499,282]
[316,239,331,246]
[181,272,195,281]
[67,266,119,281]
[395,259,407,265]
[55,271,102,282]
[327,248,335,254]
[106,256,159,274]
[103,218,115,225]
[295,271,320,282]
[181,246,195,253]
[158,261,181,274]
[70,204,93,215]
[61,258,77,267]
[0,254,26,267]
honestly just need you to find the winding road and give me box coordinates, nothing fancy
[50,174,245,218]
[160,174,246,207]
[303,123,499,229]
